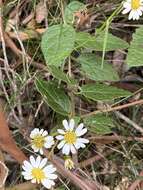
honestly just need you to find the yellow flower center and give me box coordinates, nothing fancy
[32,135,45,148]
[31,168,45,183]
[64,131,76,144]
[131,0,140,9]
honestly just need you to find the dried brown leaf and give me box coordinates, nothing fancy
[0,110,27,164]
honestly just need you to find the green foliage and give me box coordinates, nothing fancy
[39,0,132,118]
[48,65,77,85]
[41,24,75,66]
[78,53,119,81]
[48,65,71,84]
[35,78,71,116]
[84,114,114,134]
[80,83,132,101]
[127,26,143,67]
[76,31,129,51]
[64,1,85,24]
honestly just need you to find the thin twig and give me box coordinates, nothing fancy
[82,99,143,118]
[89,135,143,143]
[79,149,113,168]
[115,111,143,134]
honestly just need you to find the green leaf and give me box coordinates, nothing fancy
[41,24,75,66]
[80,83,132,101]
[64,1,85,24]
[75,32,129,51]
[84,114,114,134]
[78,53,119,81]
[35,78,71,116]
[48,65,71,84]
[127,26,143,67]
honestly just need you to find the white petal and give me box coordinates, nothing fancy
[137,9,142,16]
[39,158,47,169]
[39,148,43,155]
[33,146,40,152]
[75,142,86,149]
[42,130,48,136]
[22,171,31,176]
[22,165,27,171]
[129,10,135,19]
[122,7,131,14]
[135,14,139,20]
[76,138,89,144]
[45,136,54,142]
[43,165,57,174]
[39,129,44,135]
[30,128,39,138]
[24,175,33,180]
[22,172,33,180]
[47,173,58,180]
[63,119,70,130]
[75,123,84,134]
[44,136,54,148]
[75,125,87,137]
[36,156,41,167]
[45,141,54,149]
[57,129,65,134]
[74,142,82,149]
[30,156,36,167]
[123,2,131,8]
[42,179,55,189]
[70,144,77,154]
[24,174,33,180]
[57,140,66,149]
[56,135,64,140]
[31,145,39,153]
[69,119,75,131]
[62,144,70,155]
[79,143,86,148]
[132,11,138,20]
[23,160,33,170]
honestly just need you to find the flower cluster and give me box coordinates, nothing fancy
[22,119,89,189]
[122,0,143,20]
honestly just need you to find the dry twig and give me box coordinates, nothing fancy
[82,99,143,118]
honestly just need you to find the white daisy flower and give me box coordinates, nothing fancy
[22,156,57,189]
[30,128,54,155]
[56,119,89,155]
[122,0,143,20]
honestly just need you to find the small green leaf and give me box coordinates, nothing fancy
[84,114,114,134]
[41,24,75,66]
[127,26,143,67]
[48,65,71,84]
[64,1,85,24]
[80,83,132,101]
[35,78,71,116]
[75,32,129,51]
[78,53,119,81]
